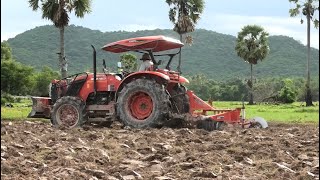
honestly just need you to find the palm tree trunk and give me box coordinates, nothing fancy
[60,26,67,78]
[305,8,313,106]
[177,33,182,73]
[249,64,254,105]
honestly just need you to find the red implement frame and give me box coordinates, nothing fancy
[187,90,251,127]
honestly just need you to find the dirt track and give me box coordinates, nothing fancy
[1,120,319,180]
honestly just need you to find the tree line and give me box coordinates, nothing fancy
[185,74,319,104]
[3,0,319,107]
[2,41,318,104]
[1,42,60,104]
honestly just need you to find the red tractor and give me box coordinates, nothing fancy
[28,35,268,130]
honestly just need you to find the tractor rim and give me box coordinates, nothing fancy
[56,104,79,128]
[128,92,153,120]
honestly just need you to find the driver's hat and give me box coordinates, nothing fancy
[140,53,151,60]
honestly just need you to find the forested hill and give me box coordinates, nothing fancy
[7,25,319,79]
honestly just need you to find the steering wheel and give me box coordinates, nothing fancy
[103,68,109,74]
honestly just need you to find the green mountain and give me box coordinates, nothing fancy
[7,25,319,80]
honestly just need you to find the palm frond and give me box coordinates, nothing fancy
[28,0,40,11]
[73,0,91,18]
[166,0,204,35]
[41,0,59,21]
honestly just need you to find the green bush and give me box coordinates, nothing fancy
[32,66,60,96]
[14,97,22,103]
[2,93,15,103]
[278,79,297,103]
[1,60,35,95]
[1,98,7,105]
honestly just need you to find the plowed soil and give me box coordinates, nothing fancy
[1,120,319,180]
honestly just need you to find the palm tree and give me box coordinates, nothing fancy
[235,25,270,105]
[28,0,91,78]
[166,0,204,73]
[289,0,318,106]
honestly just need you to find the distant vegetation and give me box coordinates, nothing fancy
[235,24,270,105]
[28,0,92,78]
[289,0,319,106]
[1,26,319,104]
[185,74,319,102]
[1,42,60,104]
[6,25,319,79]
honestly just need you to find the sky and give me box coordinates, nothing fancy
[1,0,319,49]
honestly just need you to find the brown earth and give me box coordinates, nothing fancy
[1,120,319,180]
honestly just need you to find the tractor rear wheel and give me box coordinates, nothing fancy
[117,79,169,128]
[166,84,190,128]
[170,84,190,114]
[51,96,86,128]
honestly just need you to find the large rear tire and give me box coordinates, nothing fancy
[117,79,169,128]
[166,84,190,128]
[51,96,86,128]
[170,84,190,114]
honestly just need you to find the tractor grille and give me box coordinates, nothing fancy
[66,79,86,96]
[50,83,58,103]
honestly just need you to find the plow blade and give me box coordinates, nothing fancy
[28,97,52,119]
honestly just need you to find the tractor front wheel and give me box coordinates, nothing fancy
[51,96,86,128]
[117,79,169,128]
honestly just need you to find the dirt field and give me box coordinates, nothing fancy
[1,120,319,180]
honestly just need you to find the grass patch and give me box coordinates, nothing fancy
[1,106,31,120]
[1,99,318,124]
[213,101,319,124]
[0,98,41,121]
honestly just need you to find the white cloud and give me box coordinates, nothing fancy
[200,13,319,49]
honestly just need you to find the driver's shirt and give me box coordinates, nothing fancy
[139,60,153,71]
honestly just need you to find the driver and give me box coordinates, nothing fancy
[139,53,153,71]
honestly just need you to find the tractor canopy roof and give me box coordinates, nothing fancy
[101,35,184,53]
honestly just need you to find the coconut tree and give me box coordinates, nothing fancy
[166,0,204,72]
[120,53,138,72]
[28,0,91,78]
[235,25,270,105]
[289,0,319,106]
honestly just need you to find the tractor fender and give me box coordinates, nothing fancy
[116,71,170,98]
[172,75,189,84]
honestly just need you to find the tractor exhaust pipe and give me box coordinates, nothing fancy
[91,45,97,96]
